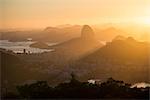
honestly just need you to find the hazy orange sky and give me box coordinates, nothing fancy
[1,0,150,28]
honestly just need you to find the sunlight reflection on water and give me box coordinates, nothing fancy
[0,40,54,53]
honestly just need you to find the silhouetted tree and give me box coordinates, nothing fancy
[17,81,52,98]
[15,77,149,99]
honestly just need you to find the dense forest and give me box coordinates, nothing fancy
[2,75,149,99]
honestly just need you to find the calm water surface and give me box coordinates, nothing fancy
[0,40,55,53]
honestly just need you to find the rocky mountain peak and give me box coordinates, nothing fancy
[81,25,95,40]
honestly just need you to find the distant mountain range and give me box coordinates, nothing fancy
[95,26,127,41]
[0,25,82,42]
[0,25,129,42]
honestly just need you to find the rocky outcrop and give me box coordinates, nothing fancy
[50,25,103,61]
[81,25,95,40]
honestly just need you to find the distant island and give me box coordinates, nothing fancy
[29,41,49,49]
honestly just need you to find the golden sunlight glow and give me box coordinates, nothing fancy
[137,17,150,25]
[1,0,150,29]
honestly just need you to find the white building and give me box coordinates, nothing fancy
[88,79,101,84]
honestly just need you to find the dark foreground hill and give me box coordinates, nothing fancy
[2,76,149,99]
[0,49,50,95]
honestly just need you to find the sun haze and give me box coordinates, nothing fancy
[1,0,150,29]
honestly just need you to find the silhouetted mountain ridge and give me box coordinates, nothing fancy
[51,25,103,60]
[73,37,149,83]
[84,37,149,63]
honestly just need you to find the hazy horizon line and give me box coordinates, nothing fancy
[1,22,150,30]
